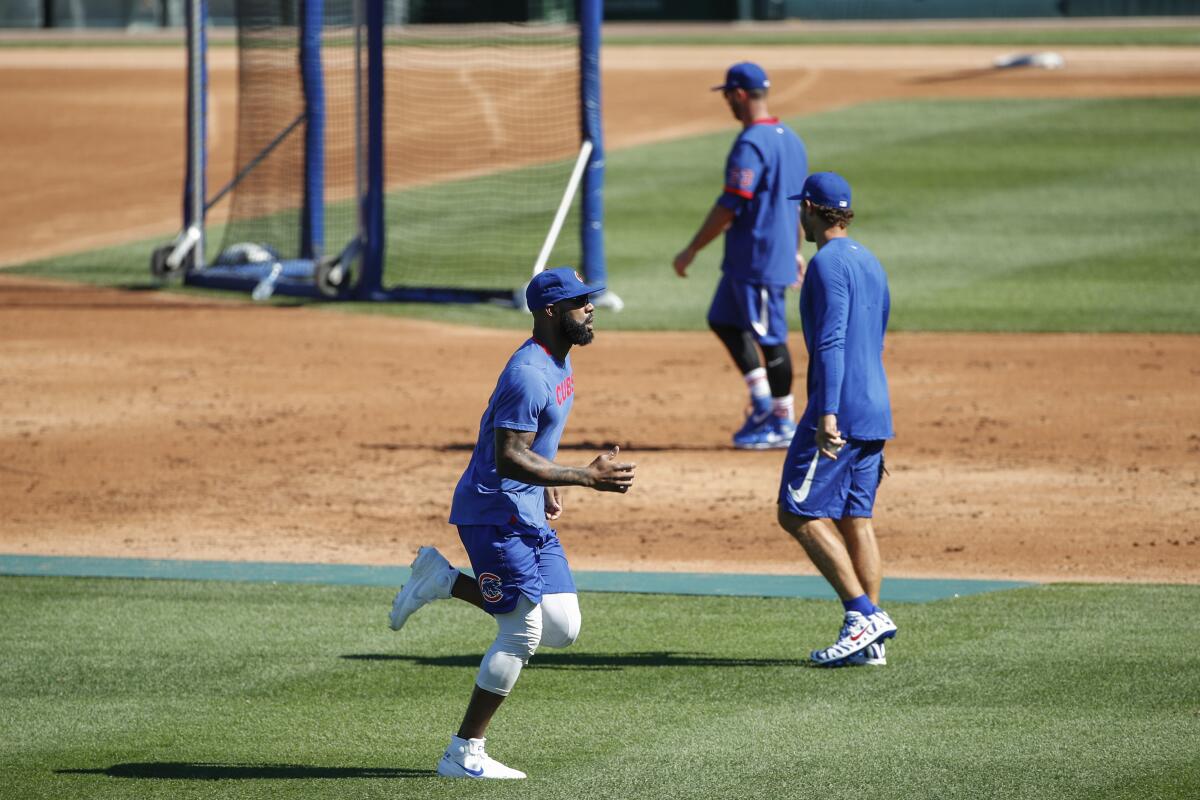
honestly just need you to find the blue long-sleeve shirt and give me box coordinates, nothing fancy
[798,237,894,441]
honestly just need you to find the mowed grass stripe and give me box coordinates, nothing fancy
[9,96,1200,333]
[1,577,1197,799]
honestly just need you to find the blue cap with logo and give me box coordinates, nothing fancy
[711,62,770,92]
[791,171,852,209]
[525,267,601,311]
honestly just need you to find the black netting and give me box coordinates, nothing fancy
[382,23,581,289]
[216,0,361,266]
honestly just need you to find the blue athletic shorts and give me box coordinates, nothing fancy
[707,273,788,347]
[778,434,886,520]
[457,521,576,615]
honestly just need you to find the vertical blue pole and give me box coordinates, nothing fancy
[579,0,605,289]
[357,0,385,298]
[183,0,207,264]
[300,0,325,259]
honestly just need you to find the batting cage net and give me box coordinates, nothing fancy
[161,0,604,302]
[215,0,362,268]
[381,22,582,292]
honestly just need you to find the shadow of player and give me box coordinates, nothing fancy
[56,763,435,780]
[342,650,805,671]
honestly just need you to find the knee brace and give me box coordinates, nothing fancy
[475,596,542,697]
[538,593,581,649]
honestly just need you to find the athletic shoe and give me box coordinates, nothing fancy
[809,609,898,665]
[388,546,454,631]
[766,416,797,448]
[839,641,887,667]
[437,736,526,780]
[733,398,775,449]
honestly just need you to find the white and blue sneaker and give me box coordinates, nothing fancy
[841,641,887,667]
[767,416,796,448]
[437,736,526,780]
[388,546,454,631]
[733,398,776,449]
[810,609,898,666]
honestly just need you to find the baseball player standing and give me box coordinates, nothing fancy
[673,62,809,450]
[386,267,636,779]
[777,172,898,667]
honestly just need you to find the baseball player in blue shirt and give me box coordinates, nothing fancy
[673,62,809,449]
[777,172,898,667]
[385,267,636,779]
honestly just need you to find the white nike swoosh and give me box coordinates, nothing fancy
[787,452,821,504]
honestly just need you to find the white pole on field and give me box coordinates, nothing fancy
[532,139,594,277]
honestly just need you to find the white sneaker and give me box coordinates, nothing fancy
[388,546,454,631]
[437,736,526,779]
[862,641,887,666]
[841,641,888,667]
[810,609,897,665]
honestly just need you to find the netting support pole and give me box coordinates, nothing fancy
[356,0,385,299]
[299,0,326,260]
[533,139,593,277]
[579,0,605,291]
[180,0,207,270]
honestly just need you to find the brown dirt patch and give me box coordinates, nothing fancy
[1,275,1197,584]
[1,40,1198,584]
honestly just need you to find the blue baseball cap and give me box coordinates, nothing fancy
[711,62,770,92]
[791,171,852,209]
[525,267,601,311]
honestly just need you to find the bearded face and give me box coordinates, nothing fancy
[560,309,594,346]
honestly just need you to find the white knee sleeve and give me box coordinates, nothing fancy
[539,592,581,649]
[475,596,542,697]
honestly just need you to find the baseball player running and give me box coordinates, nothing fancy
[387,267,636,779]
[777,172,897,667]
[673,62,808,450]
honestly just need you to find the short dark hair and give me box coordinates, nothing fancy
[746,88,768,100]
[808,203,854,228]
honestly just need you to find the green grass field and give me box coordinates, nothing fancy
[4,25,1200,47]
[1,576,1197,799]
[12,95,1199,333]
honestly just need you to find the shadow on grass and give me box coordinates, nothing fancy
[56,763,435,780]
[343,651,805,671]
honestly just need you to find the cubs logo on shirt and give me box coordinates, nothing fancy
[478,572,504,603]
[726,166,756,198]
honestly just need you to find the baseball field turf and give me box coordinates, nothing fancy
[1,576,1197,799]
[4,51,1199,800]
[11,95,1200,333]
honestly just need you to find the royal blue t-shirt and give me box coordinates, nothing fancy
[716,118,808,287]
[449,338,575,528]
[798,237,894,441]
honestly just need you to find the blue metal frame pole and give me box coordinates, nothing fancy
[356,0,385,298]
[579,0,605,289]
[299,0,326,259]
[183,0,208,267]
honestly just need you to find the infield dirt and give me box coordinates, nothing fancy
[1,39,1198,584]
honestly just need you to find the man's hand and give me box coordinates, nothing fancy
[816,414,845,460]
[672,248,695,278]
[544,486,564,520]
[587,445,637,493]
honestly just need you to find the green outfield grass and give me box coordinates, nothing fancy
[10,96,1200,332]
[604,25,1200,47]
[1,576,1197,799]
[4,25,1200,47]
